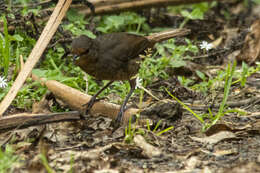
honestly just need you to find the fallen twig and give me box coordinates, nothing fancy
[0,111,80,133]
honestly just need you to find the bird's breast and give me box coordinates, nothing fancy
[75,57,139,81]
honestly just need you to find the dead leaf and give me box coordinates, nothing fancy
[213,149,238,157]
[32,95,51,114]
[133,135,161,158]
[190,131,236,144]
[205,123,233,136]
[237,19,260,64]
[185,156,201,169]
[211,37,223,48]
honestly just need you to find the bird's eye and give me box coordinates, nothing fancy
[84,49,89,54]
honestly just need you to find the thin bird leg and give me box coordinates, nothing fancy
[114,79,136,126]
[84,81,114,115]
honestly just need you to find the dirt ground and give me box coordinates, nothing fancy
[1,1,260,173]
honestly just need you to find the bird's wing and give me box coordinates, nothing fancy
[96,33,151,63]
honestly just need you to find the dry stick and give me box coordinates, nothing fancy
[40,0,224,19]
[0,111,81,133]
[0,0,72,116]
[13,0,124,8]
[31,74,140,123]
[89,0,133,6]
[70,0,128,8]
[80,0,224,16]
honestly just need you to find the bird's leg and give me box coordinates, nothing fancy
[113,79,136,128]
[83,81,114,116]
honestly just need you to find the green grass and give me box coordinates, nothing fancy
[0,145,19,173]
[0,16,10,77]
[124,116,174,144]
[167,61,244,131]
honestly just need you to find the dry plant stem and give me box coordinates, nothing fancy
[31,74,140,124]
[0,0,72,116]
[147,28,190,42]
[0,111,81,133]
[80,0,225,16]
[39,0,225,20]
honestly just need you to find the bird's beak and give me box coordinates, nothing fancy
[73,55,79,61]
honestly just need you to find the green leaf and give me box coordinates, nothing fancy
[196,70,206,80]
[11,34,24,42]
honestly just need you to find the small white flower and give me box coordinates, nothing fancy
[199,41,213,51]
[135,76,142,89]
[0,76,7,88]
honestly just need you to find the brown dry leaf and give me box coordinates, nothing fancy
[133,135,161,158]
[223,27,239,47]
[185,156,201,170]
[205,123,253,136]
[49,144,116,172]
[205,123,233,136]
[32,95,51,114]
[224,162,260,173]
[190,131,236,145]
[211,37,223,48]
[237,19,260,64]
[213,149,238,157]
[27,154,46,173]
[247,121,260,134]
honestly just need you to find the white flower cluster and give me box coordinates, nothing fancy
[199,41,213,51]
[0,76,7,88]
[135,76,142,89]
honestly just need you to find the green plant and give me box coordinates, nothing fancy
[0,145,19,173]
[14,80,47,109]
[63,8,96,38]
[168,2,216,28]
[252,0,260,4]
[0,16,11,77]
[97,12,150,34]
[167,61,241,131]
[146,120,174,136]
[68,154,75,173]
[40,154,55,173]
[139,38,198,85]
[232,61,260,87]
[178,76,194,87]
[124,116,174,143]
[124,115,143,144]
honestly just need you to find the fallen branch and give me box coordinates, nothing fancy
[28,0,227,24]
[63,0,227,17]
[0,111,80,133]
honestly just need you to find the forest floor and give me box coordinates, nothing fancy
[1,1,260,173]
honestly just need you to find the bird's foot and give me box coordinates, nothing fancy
[111,106,133,131]
[82,97,106,118]
[112,112,124,131]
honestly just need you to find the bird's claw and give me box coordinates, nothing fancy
[112,105,131,131]
[83,97,106,115]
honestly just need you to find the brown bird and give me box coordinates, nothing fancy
[71,28,190,127]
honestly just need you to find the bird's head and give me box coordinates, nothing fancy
[71,35,93,61]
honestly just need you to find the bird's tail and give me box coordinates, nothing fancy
[146,28,190,43]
